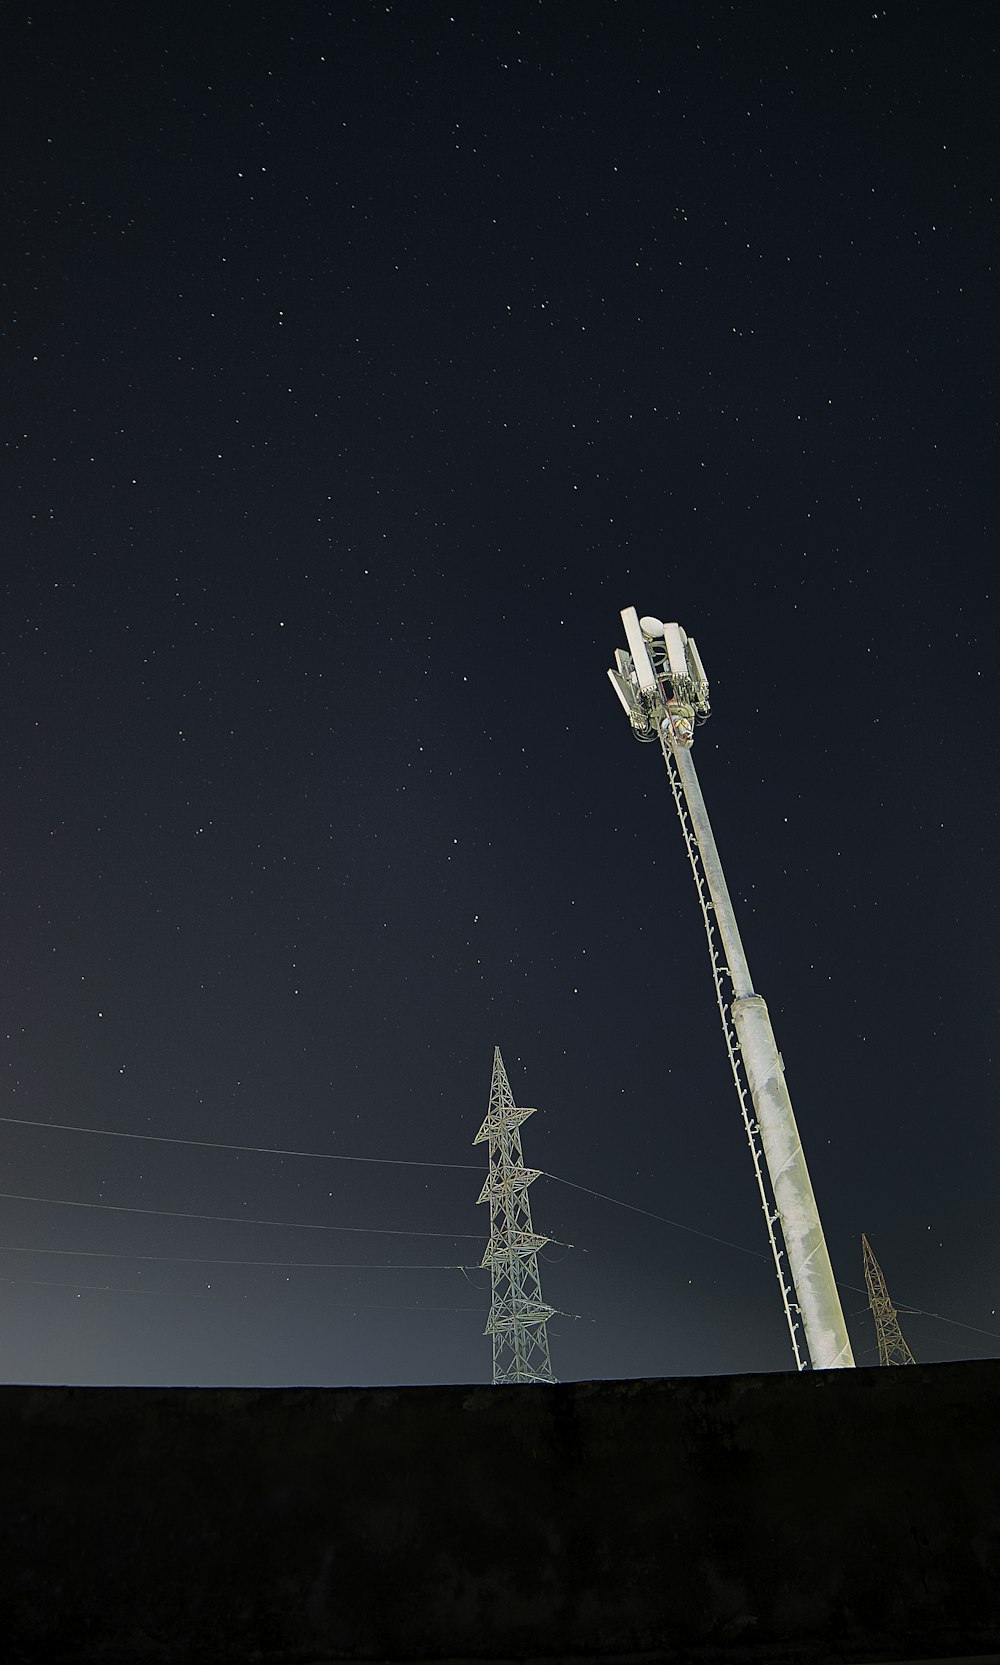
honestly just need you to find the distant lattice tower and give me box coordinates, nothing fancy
[474,1047,556,1384]
[862,1233,916,1366]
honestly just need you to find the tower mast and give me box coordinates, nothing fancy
[862,1233,916,1365]
[607,608,854,1372]
[474,1047,556,1384]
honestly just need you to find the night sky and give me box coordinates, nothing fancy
[3,2,997,1387]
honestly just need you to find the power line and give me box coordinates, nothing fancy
[833,1279,1000,1347]
[0,1191,482,1239]
[0,1115,479,1170]
[892,1302,1000,1345]
[0,1275,215,1298]
[0,1113,788,1258]
[0,1190,572,1250]
[0,1274,484,1310]
[0,1243,473,1270]
[545,1172,768,1260]
[3,1117,995,1351]
[548,1181,1000,1350]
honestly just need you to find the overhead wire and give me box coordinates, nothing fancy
[0,1113,768,1260]
[891,1302,1000,1345]
[833,1279,1000,1347]
[0,1112,797,1263]
[2,1114,996,1354]
[0,1115,479,1170]
[0,1190,483,1240]
[546,1189,1000,1352]
[0,1275,216,1298]
[0,1273,485,1310]
[0,1244,475,1270]
[543,1171,768,1260]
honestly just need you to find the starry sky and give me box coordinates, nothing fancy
[3,1,997,1387]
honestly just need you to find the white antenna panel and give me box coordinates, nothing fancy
[607,666,634,715]
[686,636,708,693]
[664,622,689,685]
[620,607,658,695]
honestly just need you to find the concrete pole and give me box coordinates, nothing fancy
[669,735,855,1371]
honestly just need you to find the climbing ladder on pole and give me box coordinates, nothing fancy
[657,729,807,1371]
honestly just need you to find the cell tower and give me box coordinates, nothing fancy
[474,1047,556,1384]
[607,608,854,1372]
[862,1233,916,1365]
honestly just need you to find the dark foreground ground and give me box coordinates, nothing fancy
[1,1360,999,1663]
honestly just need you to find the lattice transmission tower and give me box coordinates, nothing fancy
[474,1047,556,1384]
[862,1233,916,1365]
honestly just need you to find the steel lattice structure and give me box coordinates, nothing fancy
[474,1047,556,1384]
[862,1233,916,1366]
